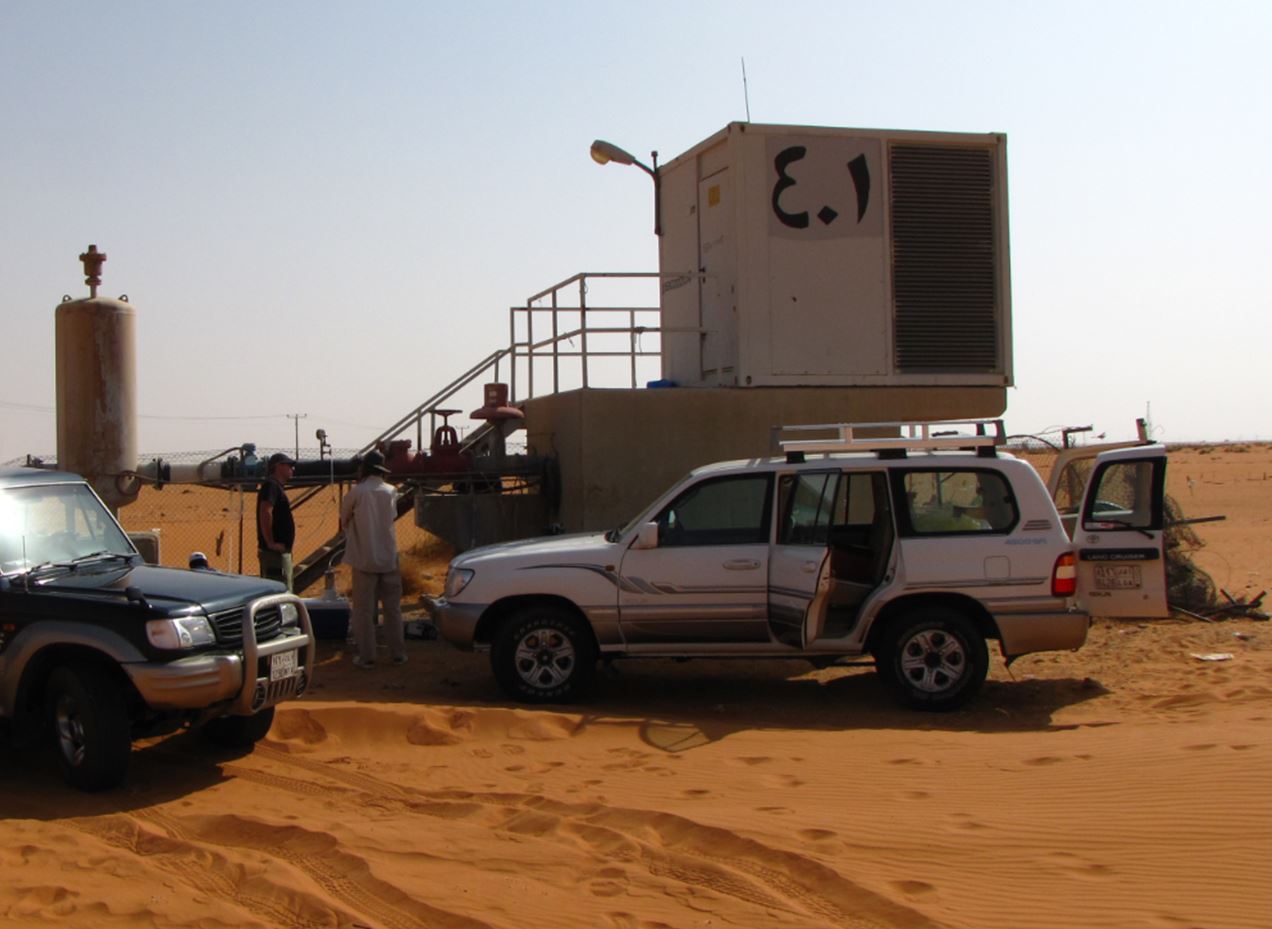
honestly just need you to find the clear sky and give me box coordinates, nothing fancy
[3,1,1269,464]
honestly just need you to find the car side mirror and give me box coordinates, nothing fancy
[630,521,659,550]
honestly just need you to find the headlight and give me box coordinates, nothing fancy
[445,567,474,599]
[146,615,216,650]
[279,601,299,628]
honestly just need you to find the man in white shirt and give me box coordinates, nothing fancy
[340,450,406,668]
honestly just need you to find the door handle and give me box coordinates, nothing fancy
[723,559,760,571]
[800,561,819,573]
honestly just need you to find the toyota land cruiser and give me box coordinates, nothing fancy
[430,420,1168,710]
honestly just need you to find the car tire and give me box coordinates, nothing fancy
[201,707,276,748]
[875,608,988,711]
[491,606,596,704]
[45,664,132,792]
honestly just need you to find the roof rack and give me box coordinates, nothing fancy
[778,419,1006,460]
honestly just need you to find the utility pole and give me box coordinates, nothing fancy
[286,413,307,460]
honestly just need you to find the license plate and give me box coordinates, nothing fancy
[1094,564,1142,590]
[269,649,298,681]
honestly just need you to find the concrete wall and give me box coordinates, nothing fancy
[523,385,1006,533]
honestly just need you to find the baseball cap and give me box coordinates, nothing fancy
[268,452,296,468]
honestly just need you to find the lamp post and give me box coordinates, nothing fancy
[590,139,662,236]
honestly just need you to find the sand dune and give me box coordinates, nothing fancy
[2,444,1270,928]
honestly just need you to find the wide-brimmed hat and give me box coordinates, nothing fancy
[362,450,390,475]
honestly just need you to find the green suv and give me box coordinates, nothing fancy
[0,466,315,790]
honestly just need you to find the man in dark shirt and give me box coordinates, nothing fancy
[257,452,296,590]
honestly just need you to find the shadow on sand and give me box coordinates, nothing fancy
[0,639,1114,809]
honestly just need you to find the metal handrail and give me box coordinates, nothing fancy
[509,270,702,400]
[290,273,696,578]
[357,348,513,457]
[347,272,699,457]
[286,348,513,516]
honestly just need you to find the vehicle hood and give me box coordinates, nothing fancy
[454,531,618,567]
[22,563,286,614]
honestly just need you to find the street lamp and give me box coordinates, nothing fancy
[590,139,662,236]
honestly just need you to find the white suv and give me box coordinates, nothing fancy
[431,421,1168,710]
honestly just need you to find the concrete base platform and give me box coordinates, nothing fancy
[524,385,1006,533]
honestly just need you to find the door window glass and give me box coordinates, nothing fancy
[842,472,880,525]
[898,470,1017,535]
[1082,460,1160,530]
[657,475,772,547]
[778,472,839,545]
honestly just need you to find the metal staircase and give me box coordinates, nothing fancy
[289,352,516,593]
[286,271,690,593]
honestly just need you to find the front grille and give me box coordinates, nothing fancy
[251,670,309,710]
[209,604,283,645]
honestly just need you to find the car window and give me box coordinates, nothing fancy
[657,475,772,547]
[896,469,1017,536]
[778,472,839,545]
[1082,459,1160,530]
[780,471,887,548]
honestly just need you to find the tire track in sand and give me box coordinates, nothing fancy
[135,806,492,929]
[217,745,946,929]
[66,813,321,929]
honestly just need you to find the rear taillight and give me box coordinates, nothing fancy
[1052,552,1077,596]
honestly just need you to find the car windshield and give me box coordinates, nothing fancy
[0,482,137,576]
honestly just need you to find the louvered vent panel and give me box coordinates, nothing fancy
[891,145,999,372]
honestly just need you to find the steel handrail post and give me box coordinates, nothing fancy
[551,288,560,396]
[527,297,535,399]
[579,276,589,389]
[629,308,637,388]
[508,305,517,402]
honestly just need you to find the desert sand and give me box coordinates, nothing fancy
[2,444,1270,929]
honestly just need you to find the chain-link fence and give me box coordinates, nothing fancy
[109,448,452,600]
[14,437,1219,613]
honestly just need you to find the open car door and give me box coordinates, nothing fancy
[1073,444,1169,618]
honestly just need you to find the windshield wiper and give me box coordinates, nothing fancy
[71,550,133,565]
[24,560,75,578]
[19,552,133,579]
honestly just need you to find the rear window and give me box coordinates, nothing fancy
[1082,458,1163,531]
[894,469,1017,536]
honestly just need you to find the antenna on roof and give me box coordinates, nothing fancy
[741,57,751,122]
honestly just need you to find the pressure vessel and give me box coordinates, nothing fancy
[55,294,138,511]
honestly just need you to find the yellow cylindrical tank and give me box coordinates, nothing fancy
[55,294,139,512]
